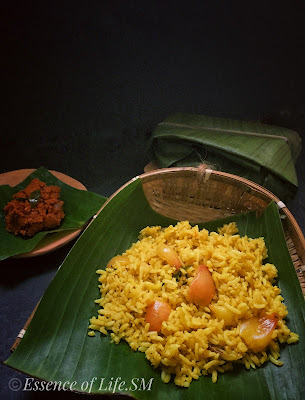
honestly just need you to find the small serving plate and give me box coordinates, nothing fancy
[0,169,87,258]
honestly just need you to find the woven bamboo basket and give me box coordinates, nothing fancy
[139,165,305,296]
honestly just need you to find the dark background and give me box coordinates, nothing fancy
[1,1,305,399]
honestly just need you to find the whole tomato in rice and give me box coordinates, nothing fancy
[188,265,216,307]
[240,313,278,352]
[156,243,182,269]
[145,299,172,332]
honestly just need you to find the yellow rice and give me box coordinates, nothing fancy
[89,221,299,387]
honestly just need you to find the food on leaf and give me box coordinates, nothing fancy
[89,220,299,387]
[188,265,216,306]
[106,255,129,269]
[240,313,278,352]
[145,299,172,332]
[156,243,181,269]
[210,304,236,326]
[4,178,65,237]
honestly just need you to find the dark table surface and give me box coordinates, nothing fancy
[1,1,305,399]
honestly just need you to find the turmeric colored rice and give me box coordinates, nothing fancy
[89,221,299,387]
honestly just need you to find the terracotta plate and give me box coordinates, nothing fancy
[0,169,87,258]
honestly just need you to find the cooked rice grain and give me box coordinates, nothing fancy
[89,221,298,387]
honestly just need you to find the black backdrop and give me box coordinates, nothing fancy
[1,1,305,399]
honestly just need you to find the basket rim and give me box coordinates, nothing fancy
[94,166,305,247]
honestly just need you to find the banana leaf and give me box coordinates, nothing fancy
[4,177,305,399]
[0,167,107,260]
[150,113,302,200]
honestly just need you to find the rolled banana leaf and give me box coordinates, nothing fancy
[150,113,302,200]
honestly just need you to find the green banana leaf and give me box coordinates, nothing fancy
[4,177,305,399]
[150,113,302,200]
[0,167,107,260]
